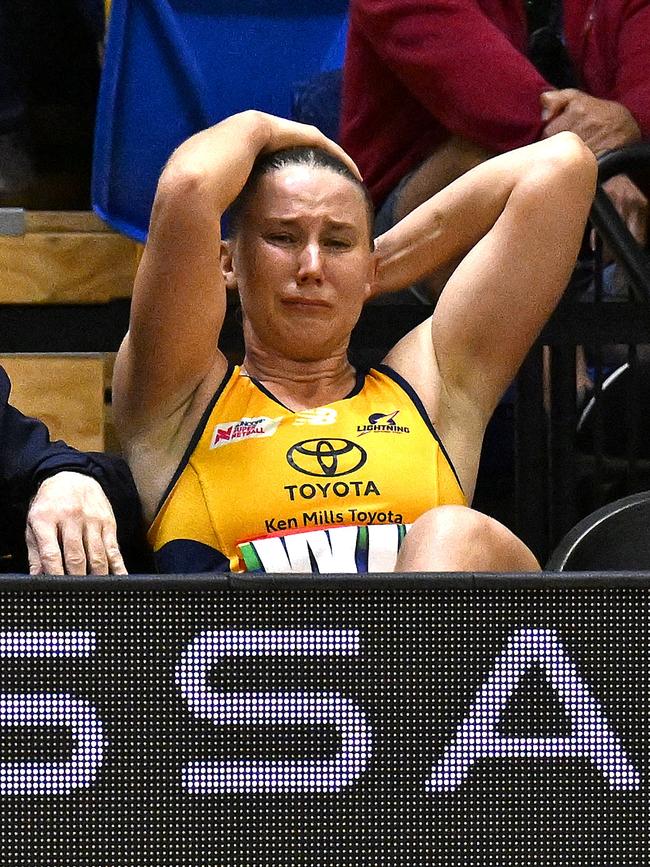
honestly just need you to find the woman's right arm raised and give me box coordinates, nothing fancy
[113,111,273,435]
[113,111,358,436]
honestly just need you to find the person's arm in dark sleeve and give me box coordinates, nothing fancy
[25,453,152,574]
[353,0,552,152]
[0,367,149,573]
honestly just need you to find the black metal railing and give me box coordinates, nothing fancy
[515,143,650,561]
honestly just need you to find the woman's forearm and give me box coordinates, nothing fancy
[154,110,361,225]
[374,133,595,295]
[156,111,272,220]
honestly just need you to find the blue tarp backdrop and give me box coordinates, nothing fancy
[92,0,349,241]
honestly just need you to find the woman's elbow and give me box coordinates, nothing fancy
[156,161,207,203]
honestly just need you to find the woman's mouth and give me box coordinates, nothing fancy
[281,296,332,310]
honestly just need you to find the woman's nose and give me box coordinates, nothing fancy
[297,243,323,281]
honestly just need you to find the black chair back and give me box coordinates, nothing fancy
[546,490,650,570]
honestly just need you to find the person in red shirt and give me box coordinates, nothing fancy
[341,0,648,297]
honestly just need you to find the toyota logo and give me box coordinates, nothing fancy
[286,438,367,477]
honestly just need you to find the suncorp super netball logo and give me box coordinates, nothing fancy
[286,438,367,477]
[210,417,280,449]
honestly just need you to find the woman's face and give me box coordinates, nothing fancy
[223,165,376,361]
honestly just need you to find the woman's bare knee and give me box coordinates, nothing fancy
[395,506,540,572]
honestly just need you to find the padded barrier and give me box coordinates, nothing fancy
[93,0,349,241]
[1,572,650,864]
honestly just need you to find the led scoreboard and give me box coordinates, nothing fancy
[0,574,648,866]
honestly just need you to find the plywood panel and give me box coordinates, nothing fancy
[24,212,114,233]
[0,354,105,451]
[0,211,137,304]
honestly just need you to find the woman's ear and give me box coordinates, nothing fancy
[220,240,238,291]
[364,249,380,300]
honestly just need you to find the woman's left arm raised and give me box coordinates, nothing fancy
[379,132,597,423]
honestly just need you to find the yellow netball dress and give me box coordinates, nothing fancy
[148,363,465,573]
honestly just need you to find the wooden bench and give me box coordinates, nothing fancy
[0,354,105,451]
[0,210,135,304]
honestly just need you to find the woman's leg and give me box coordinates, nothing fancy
[394,505,540,572]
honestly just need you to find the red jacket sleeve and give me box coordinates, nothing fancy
[611,0,650,137]
[353,0,552,152]
[565,0,650,139]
